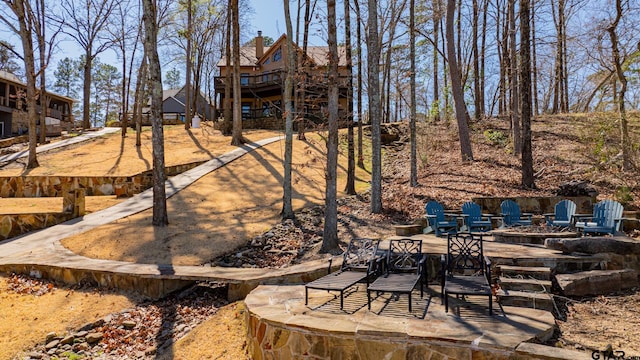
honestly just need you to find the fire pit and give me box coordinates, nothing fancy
[492,225,580,245]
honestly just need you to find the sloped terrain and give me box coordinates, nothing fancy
[1,113,639,358]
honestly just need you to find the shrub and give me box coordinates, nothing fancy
[483,129,508,147]
[615,186,634,206]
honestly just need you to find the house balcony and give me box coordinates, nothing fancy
[214,70,351,93]
[214,70,286,92]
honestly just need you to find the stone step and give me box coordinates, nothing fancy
[493,257,606,273]
[498,277,553,292]
[496,289,555,312]
[498,265,552,281]
[555,269,638,297]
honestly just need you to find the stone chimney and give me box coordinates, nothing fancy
[256,31,264,59]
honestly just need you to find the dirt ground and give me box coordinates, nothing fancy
[554,290,640,357]
[1,115,639,359]
[55,126,370,265]
[0,275,139,360]
[0,122,370,359]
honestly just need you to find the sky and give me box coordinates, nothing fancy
[1,0,327,80]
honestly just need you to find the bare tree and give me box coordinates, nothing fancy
[509,0,521,155]
[344,0,356,195]
[58,0,117,130]
[432,0,441,122]
[230,0,244,145]
[297,0,316,141]
[132,53,146,147]
[531,0,538,115]
[322,0,339,252]
[282,0,294,220]
[142,0,168,226]
[409,0,418,186]
[551,0,568,113]
[222,4,232,135]
[1,0,39,168]
[108,0,140,137]
[184,0,192,130]
[445,0,473,161]
[368,0,383,213]
[520,0,534,188]
[354,0,365,169]
[607,0,632,172]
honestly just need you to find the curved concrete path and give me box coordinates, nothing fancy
[0,134,331,300]
[0,127,120,164]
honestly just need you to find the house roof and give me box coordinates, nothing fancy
[216,46,271,67]
[216,34,347,68]
[0,70,76,103]
[0,70,22,84]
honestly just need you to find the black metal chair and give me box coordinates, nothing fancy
[305,238,381,310]
[441,233,494,315]
[367,238,427,313]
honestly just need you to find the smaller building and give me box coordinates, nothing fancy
[0,70,75,138]
[140,85,215,126]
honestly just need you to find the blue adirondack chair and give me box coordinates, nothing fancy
[544,199,577,228]
[425,201,458,236]
[575,200,624,235]
[499,200,533,227]
[460,201,493,232]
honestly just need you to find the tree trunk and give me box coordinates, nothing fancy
[498,0,507,115]
[83,51,92,129]
[38,1,46,145]
[551,0,565,114]
[297,0,313,141]
[367,0,383,213]
[479,0,487,118]
[12,0,39,168]
[354,0,365,169]
[446,0,473,161]
[142,0,168,226]
[230,0,244,145]
[222,5,232,135]
[282,0,295,219]
[531,0,539,115]
[344,0,356,195]
[321,0,339,253]
[520,0,535,188]
[509,0,521,155]
[608,0,632,172]
[185,0,192,130]
[133,53,147,147]
[409,0,418,187]
[472,0,481,120]
[432,0,440,122]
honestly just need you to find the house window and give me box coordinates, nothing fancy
[242,103,251,119]
[263,58,270,65]
[273,48,282,62]
[241,73,250,85]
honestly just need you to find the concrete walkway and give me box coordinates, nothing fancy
[0,127,120,164]
[0,135,337,300]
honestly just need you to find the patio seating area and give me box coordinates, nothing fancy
[246,283,558,359]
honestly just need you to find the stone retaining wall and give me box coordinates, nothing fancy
[0,161,205,198]
[0,212,76,240]
[244,285,575,360]
[0,135,29,148]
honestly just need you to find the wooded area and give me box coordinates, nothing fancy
[1,0,638,250]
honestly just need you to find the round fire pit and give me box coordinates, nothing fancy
[492,225,580,245]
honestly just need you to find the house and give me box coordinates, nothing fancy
[139,85,215,126]
[213,32,351,130]
[0,70,74,138]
